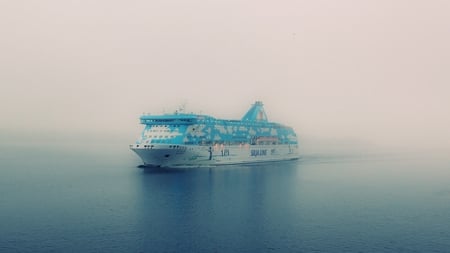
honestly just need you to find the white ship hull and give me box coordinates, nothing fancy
[130,144,299,168]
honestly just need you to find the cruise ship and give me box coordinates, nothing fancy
[130,101,299,168]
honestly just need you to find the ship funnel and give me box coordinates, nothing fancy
[242,101,268,122]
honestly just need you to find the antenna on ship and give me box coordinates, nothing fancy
[179,102,186,113]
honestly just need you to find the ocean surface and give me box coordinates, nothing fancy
[1,142,449,253]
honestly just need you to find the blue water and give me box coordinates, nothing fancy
[1,143,449,253]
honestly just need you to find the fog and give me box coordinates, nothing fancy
[1,0,449,152]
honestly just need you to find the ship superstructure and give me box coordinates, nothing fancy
[130,101,299,168]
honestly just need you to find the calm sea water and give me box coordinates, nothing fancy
[1,143,449,253]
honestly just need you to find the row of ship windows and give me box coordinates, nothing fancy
[145,119,192,122]
[140,145,183,148]
[145,124,291,133]
[146,135,176,139]
[145,140,295,145]
[145,122,289,130]
[148,129,171,132]
[145,125,183,128]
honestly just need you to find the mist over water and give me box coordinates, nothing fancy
[1,0,450,252]
[1,0,450,152]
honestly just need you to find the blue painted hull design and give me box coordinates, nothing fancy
[130,101,299,168]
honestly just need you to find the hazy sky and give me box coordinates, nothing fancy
[1,0,449,150]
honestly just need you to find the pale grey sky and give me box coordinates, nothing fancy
[1,0,449,150]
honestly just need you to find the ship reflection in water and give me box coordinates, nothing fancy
[1,145,449,253]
